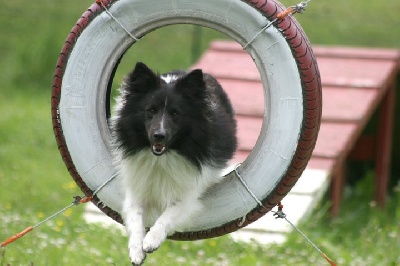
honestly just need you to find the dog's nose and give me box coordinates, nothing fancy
[153,132,166,141]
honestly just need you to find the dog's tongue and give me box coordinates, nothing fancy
[152,143,166,155]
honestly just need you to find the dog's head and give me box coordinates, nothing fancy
[123,62,207,156]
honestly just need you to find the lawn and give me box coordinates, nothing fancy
[0,0,399,265]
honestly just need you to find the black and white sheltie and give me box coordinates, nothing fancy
[111,62,237,265]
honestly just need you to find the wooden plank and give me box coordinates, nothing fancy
[209,40,400,62]
[193,50,259,81]
[196,49,398,90]
[232,147,337,173]
[196,41,399,90]
[306,157,336,172]
[219,78,264,116]
[374,85,395,207]
[322,86,379,122]
[223,82,381,122]
[209,40,243,52]
[235,115,262,151]
[312,46,400,61]
[312,122,358,158]
[317,57,398,88]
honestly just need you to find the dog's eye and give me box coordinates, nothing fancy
[171,110,179,116]
[147,108,156,115]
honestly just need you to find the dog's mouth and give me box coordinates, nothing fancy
[152,143,166,156]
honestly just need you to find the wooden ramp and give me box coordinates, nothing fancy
[192,41,399,244]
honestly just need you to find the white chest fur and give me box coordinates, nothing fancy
[119,150,220,226]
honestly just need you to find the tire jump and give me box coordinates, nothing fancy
[51,0,322,240]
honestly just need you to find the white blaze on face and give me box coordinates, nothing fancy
[158,73,180,140]
[160,97,168,134]
[160,74,180,84]
[151,98,168,155]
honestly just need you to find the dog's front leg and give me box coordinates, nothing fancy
[143,199,200,253]
[122,197,146,265]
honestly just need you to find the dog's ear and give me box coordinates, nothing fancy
[125,62,159,93]
[176,69,206,98]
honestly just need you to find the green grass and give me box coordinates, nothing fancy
[0,0,399,265]
[288,0,400,48]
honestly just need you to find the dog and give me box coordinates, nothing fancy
[111,62,237,265]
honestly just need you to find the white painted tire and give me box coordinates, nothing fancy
[52,0,321,240]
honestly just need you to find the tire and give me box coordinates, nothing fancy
[52,0,321,240]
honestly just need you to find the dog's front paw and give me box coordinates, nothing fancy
[142,226,168,253]
[129,246,146,266]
